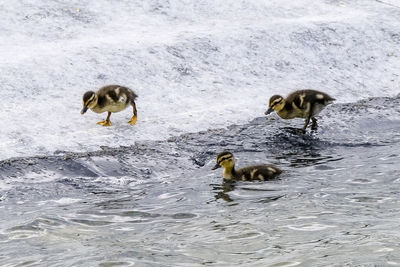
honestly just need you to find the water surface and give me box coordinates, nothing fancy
[1,96,400,266]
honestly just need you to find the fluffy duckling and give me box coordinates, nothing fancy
[211,151,282,181]
[81,85,138,126]
[265,89,335,133]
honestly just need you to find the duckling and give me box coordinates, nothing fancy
[211,151,282,181]
[265,89,335,133]
[81,85,138,126]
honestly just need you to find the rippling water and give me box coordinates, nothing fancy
[1,96,400,266]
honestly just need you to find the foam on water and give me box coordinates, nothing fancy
[1,0,400,160]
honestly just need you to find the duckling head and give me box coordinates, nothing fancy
[81,91,98,114]
[265,95,285,115]
[211,151,235,170]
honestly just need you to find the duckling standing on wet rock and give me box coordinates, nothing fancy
[265,89,335,133]
[81,85,138,126]
[211,151,282,181]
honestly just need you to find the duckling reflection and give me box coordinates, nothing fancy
[81,85,138,126]
[212,180,284,203]
[212,180,236,202]
[211,151,282,181]
[265,89,335,133]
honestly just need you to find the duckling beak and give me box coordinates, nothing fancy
[211,163,221,170]
[264,107,274,115]
[81,106,88,114]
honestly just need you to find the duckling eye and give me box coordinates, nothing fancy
[85,98,95,106]
[270,98,282,107]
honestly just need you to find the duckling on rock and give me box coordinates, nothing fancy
[265,89,335,133]
[81,85,138,126]
[211,151,282,181]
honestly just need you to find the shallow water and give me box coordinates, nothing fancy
[1,96,400,266]
[1,0,400,160]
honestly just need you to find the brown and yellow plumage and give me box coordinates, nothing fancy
[211,151,282,181]
[265,89,335,132]
[81,85,138,126]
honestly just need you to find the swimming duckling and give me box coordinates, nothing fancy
[81,85,138,126]
[265,89,335,133]
[211,151,282,181]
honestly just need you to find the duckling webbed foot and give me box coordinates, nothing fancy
[96,120,112,126]
[311,117,318,131]
[128,115,137,125]
[97,112,112,126]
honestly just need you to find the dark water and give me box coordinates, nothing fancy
[1,96,400,266]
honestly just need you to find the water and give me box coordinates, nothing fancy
[1,0,400,266]
[1,96,400,266]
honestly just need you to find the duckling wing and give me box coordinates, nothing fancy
[119,86,138,103]
[288,89,335,110]
[286,90,309,110]
[237,165,282,181]
[106,89,121,103]
[305,90,335,105]
[97,85,135,107]
[96,89,121,109]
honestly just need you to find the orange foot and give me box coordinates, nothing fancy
[97,120,112,126]
[128,115,137,125]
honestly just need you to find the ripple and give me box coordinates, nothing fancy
[70,219,113,226]
[170,213,197,219]
[6,216,66,240]
[286,216,318,220]
[346,196,392,203]
[6,222,44,240]
[120,211,160,218]
[227,231,262,240]
[346,178,378,184]
[158,192,185,200]
[38,197,82,206]
[286,223,336,231]
[314,165,335,170]
[269,261,302,267]
[254,195,284,203]
[375,247,394,252]
[98,261,134,267]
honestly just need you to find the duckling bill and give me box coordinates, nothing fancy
[81,85,138,126]
[212,151,282,181]
[265,89,335,133]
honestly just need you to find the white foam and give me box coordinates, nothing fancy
[1,0,399,160]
